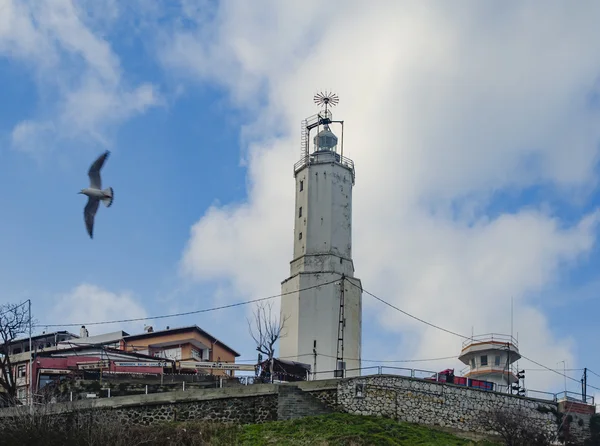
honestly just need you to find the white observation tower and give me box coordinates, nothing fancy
[279,92,362,380]
[458,333,521,391]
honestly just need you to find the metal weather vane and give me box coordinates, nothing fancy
[314,91,339,115]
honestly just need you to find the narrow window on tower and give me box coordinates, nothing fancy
[298,207,302,218]
[299,180,304,191]
[299,232,303,240]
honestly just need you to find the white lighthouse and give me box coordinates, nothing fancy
[279,93,362,380]
[458,333,522,391]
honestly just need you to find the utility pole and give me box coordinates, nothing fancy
[27,299,33,414]
[558,360,567,396]
[505,342,511,393]
[582,368,587,403]
[312,340,317,380]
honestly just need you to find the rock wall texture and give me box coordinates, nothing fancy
[336,375,559,440]
[558,399,597,445]
[0,385,282,427]
[0,375,595,443]
[0,383,336,427]
[277,384,332,420]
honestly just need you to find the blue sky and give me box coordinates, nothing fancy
[1,0,600,397]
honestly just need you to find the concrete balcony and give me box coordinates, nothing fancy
[462,364,519,385]
[459,333,521,363]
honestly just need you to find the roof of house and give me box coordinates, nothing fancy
[57,331,129,348]
[8,330,78,346]
[39,345,164,362]
[123,325,240,357]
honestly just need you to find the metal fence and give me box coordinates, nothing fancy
[304,366,593,405]
[461,333,519,349]
[31,366,594,407]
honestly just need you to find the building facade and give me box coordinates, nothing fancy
[120,325,241,376]
[6,330,79,404]
[458,333,521,390]
[5,325,241,404]
[280,101,362,379]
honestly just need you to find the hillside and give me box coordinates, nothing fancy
[1,412,499,445]
[237,413,497,445]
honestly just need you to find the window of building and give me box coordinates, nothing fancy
[17,365,26,378]
[17,388,26,401]
[470,358,476,369]
[298,207,302,218]
[299,180,304,191]
[480,355,488,366]
[153,347,182,361]
[191,349,201,360]
[299,232,302,240]
[494,355,501,366]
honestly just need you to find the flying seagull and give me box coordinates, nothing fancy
[78,150,114,239]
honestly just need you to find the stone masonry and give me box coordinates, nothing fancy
[558,399,597,444]
[0,374,594,443]
[0,382,337,427]
[277,384,333,420]
[336,375,558,440]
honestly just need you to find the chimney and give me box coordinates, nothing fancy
[80,325,89,338]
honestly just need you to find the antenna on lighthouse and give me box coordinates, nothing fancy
[314,91,339,115]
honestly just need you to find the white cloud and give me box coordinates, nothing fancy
[166,1,600,392]
[47,283,149,337]
[0,0,160,154]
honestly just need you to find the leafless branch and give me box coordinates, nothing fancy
[247,301,289,365]
[0,302,30,402]
[477,406,554,446]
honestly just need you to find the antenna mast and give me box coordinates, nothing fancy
[314,91,339,116]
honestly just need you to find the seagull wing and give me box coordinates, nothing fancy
[88,150,110,189]
[84,197,100,239]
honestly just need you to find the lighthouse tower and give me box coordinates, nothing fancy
[279,93,362,380]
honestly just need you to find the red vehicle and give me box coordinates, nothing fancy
[426,369,495,392]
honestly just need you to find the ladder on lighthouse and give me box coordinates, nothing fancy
[335,275,346,378]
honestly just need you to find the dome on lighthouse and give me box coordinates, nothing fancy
[313,125,338,151]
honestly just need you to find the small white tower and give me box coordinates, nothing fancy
[279,92,362,379]
[458,333,521,391]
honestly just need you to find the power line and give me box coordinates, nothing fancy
[588,369,600,380]
[34,273,600,394]
[362,355,457,364]
[347,281,470,340]
[236,353,457,364]
[353,282,598,392]
[37,278,341,328]
[0,300,30,318]
[518,353,600,392]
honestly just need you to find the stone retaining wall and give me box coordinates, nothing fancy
[0,375,594,443]
[337,375,558,440]
[0,382,338,427]
[0,384,281,426]
[558,399,597,444]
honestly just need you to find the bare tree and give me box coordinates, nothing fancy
[247,302,289,382]
[477,406,554,446]
[0,302,30,403]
